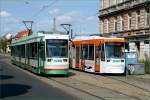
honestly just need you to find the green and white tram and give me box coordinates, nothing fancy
[10,32,69,75]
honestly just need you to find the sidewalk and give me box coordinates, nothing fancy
[135,74,150,80]
[0,53,10,57]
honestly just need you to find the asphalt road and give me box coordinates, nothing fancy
[0,55,77,100]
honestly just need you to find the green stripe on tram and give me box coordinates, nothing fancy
[40,70,68,75]
[11,60,68,75]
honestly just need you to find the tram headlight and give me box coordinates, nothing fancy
[121,59,124,62]
[107,60,110,62]
[48,59,52,62]
[63,59,67,62]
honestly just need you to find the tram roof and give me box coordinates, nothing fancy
[11,32,69,46]
[72,35,125,46]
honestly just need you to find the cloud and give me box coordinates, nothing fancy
[86,16,96,21]
[56,11,80,23]
[57,15,72,23]
[49,8,60,15]
[0,11,11,17]
[0,13,24,35]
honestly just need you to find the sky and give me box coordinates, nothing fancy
[0,0,100,36]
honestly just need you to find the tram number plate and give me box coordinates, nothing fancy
[113,60,120,63]
[54,59,62,62]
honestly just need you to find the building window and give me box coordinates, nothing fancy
[114,17,117,32]
[147,7,150,26]
[120,16,124,31]
[128,13,131,30]
[105,19,109,33]
[101,20,104,33]
[112,0,117,5]
[106,0,109,8]
[101,0,104,9]
[136,11,140,29]
[117,0,123,4]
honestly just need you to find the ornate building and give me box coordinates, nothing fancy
[99,0,150,60]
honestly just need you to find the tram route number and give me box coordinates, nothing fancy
[53,59,62,63]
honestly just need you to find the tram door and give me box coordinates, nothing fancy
[38,42,45,68]
[100,44,105,73]
[26,44,30,66]
[75,47,80,68]
[95,46,100,72]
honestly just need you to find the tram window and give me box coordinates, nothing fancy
[95,46,100,58]
[29,42,38,59]
[16,46,19,57]
[16,46,20,57]
[80,44,94,60]
[14,46,17,56]
[28,43,32,58]
[101,44,105,61]
[81,45,88,59]
[27,43,34,59]
[15,46,17,56]
[88,45,94,60]
[22,45,25,58]
[19,45,21,57]
[26,44,30,58]
[34,42,37,58]
[20,45,25,58]
[76,47,80,63]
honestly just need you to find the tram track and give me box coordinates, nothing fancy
[68,69,150,100]
[106,76,150,93]
[48,77,106,100]
[47,76,141,100]
[71,69,150,93]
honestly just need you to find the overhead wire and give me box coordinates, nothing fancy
[28,0,59,20]
[4,0,59,35]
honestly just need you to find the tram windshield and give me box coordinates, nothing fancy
[46,39,68,58]
[105,42,124,59]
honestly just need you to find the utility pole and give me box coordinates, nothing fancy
[53,17,56,33]
[22,21,34,35]
[60,24,73,38]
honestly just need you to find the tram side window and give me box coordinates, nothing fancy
[72,45,76,59]
[16,46,20,57]
[101,44,105,61]
[18,45,22,57]
[76,47,80,63]
[26,44,30,58]
[89,45,94,60]
[29,42,37,59]
[80,45,88,59]
[80,44,94,60]
[13,46,17,56]
[20,45,25,58]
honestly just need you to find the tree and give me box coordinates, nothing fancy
[0,37,7,53]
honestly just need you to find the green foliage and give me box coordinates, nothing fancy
[0,37,7,53]
[145,58,150,74]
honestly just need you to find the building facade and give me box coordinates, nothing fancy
[99,0,150,61]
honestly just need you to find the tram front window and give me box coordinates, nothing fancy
[46,39,68,58]
[106,42,124,59]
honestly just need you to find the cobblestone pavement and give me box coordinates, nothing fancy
[49,70,150,100]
